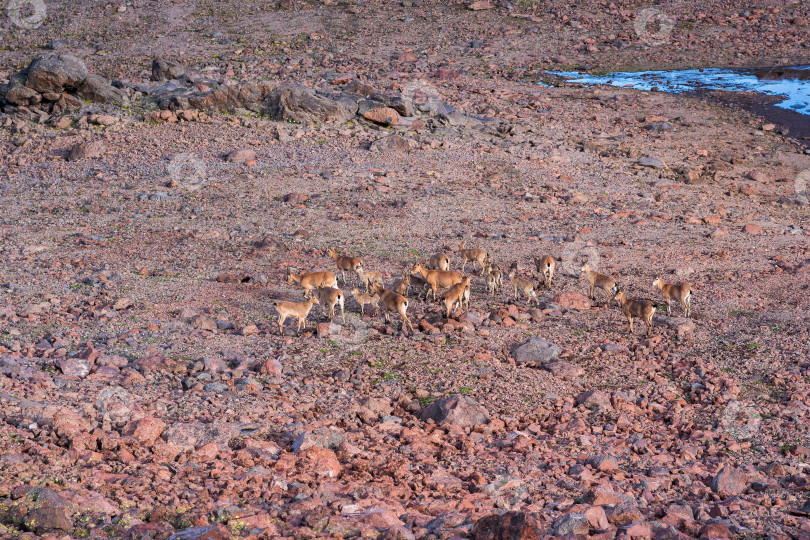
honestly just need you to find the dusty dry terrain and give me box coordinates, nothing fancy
[1,1,809,539]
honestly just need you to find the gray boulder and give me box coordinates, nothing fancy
[25,53,88,93]
[511,337,561,367]
[263,83,356,125]
[418,395,489,427]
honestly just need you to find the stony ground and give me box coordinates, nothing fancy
[1,1,809,539]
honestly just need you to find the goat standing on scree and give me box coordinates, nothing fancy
[408,272,430,300]
[356,267,384,292]
[652,276,692,317]
[274,295,319,335]
[412,263,464,302]
[442,276,471,318]
[580,263,618,303]
[392,271,411,297]
[458,242,488,275]
[314,286,345,323]
[327,247,362,284]
[286,269,338,298]
[534,255,556,288]
[350,288,379,317]
[613,290,655,337]
[508,268,538,305]
[371,284,414,333]
[484,262,501,296]
[484,255,503,293]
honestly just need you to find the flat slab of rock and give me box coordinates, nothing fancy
[225,149,256,163]
[162,422,241,450]
[659,316,696,336]
[543,359,584,379]
[418,395,489,427]
[264,83,355,125]
[68,140,106,161]
[369,133,411,153]
[638,156,668,170]
[512,337,562,367]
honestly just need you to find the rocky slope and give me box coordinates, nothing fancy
[1,1,809,539]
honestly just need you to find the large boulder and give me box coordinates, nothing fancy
[263,83,356,125]
[183,81,272,112]
[25,53,88,93]
[3,487,76,534]
[418,395,489,427]
[151,58,190,81]
[511,337,561,367]
[710,466,748,498]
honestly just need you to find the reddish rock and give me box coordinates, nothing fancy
[258,357,283,377]
[710,467,747,497]
[122,416,166,444]
[698,522,732,539]
[471,511,542,539]
[584,506,609,530]
[583,485,621,506]
[742,223,763,235]
[606,503,644,526]
[301,447,342,478]
[587,455,620,472]
[363,106,402,125]
[52,408,91,439]
[577,390,613,411]
[620,521,652,538]
[193,442,219,462]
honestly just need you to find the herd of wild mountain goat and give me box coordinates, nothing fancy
[274,243,693,337]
